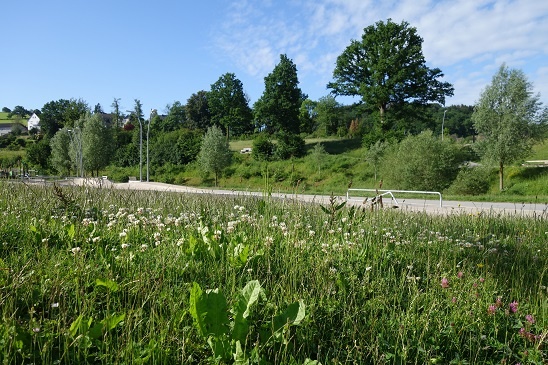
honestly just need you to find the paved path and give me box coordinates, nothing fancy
[66,178,548,217]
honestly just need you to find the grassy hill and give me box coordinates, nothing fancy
[0,112,27,126]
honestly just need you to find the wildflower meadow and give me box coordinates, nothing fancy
[0,181,546,364]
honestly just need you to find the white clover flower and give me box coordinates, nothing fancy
[141,244,148,251]
[309,230,315,237]
[92,236,101,243]
[51,302,59,308]
[121,243,130,249]
[71,247,81,255]
[119,230,127,238]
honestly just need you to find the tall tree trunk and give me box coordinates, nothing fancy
[499,161,504,191]
[379,105,385,124]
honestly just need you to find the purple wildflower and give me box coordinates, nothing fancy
[509,301,518,313]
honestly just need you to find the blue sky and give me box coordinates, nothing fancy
[2,0,547,116]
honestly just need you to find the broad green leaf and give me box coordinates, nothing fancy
[67,224,75,240]
[232,280,262,343]
[203,288,230,337]
[69,315,92,337]
[273,300,306,334]
[207,335,231,361]
[95,278,119,292]
[29,224,37,233]
[102,312,126,331]
[239,280,262,319]
[88,322,103,340]
[335,201,347,210]
[233,340,249,365]
[319,205,330,215]
[189,282,230,338]
[304,359,321,365]
[189,282,206,337]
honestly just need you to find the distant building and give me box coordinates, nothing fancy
[0,123,27,136]
[27,113,41,130]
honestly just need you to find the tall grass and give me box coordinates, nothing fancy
[0,181,546,364]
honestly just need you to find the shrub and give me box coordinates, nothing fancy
[274,132,306,160]
[252,134,275,161]
[381,130,465,191]
[448,165,492,195]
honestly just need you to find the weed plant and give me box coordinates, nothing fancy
[0,181,546,364]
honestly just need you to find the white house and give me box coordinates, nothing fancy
[27,113,40,130]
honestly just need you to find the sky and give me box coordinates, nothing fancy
[2,0,547,116]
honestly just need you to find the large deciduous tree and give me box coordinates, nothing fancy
[8,105,30,119]
[328,19,453,126]
[254,54,305,135]
[197,125,232,186]
[82,112,113,176]
[472,64,547,190]
[50,129,73,176]
[40,99,89,138]
[158,101,186,132]
[186,91,211,130]
[209,73,253,139]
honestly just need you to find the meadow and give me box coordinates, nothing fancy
[0,181,546,364]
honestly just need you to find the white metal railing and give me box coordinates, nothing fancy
[347,188,443,207]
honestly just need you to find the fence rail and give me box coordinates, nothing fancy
[346,188,443,207]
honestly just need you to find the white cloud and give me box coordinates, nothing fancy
[215,0,548,105]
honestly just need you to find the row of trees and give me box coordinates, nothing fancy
[8,19,546,191]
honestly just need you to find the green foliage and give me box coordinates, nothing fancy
[190,280,306,363]
[365,140,388,181]
[252,134,275,161]
[448,165,493,195]
[310,142,328,178]
[381,130,465,191]
[156,101,186,132]
[150,128,202,167]
[328,19,453,124]
[40,98,89,138]
[49,128,73,176]
[186,90,211,130]
[83,112,114,176]
[209,73,254,138]
[197,125,232,186]
[254,54,304,135]
[314,95,343,136]
[25,137,51,170]
[472,63,547,190]
[275,132,306,160]
[0,182,547,363]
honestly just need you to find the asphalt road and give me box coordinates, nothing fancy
[66,178,548,217]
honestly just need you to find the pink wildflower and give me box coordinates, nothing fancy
[495,297,503,308]
[488,305,497,315]
[452,297,457,304]
[525,314,535,324]
[479,277,485,283]
[441,277,449,288]
[457,271,464,279]
[509,301,518,313]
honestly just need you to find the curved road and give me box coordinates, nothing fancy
[66,178,548,217]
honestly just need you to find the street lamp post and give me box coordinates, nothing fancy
[139,118,143,181]
[147,109,156,182]
[441,109,447,141]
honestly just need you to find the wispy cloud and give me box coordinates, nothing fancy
[215,0,548,105]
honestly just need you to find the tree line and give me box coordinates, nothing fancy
[4,19,546,190]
